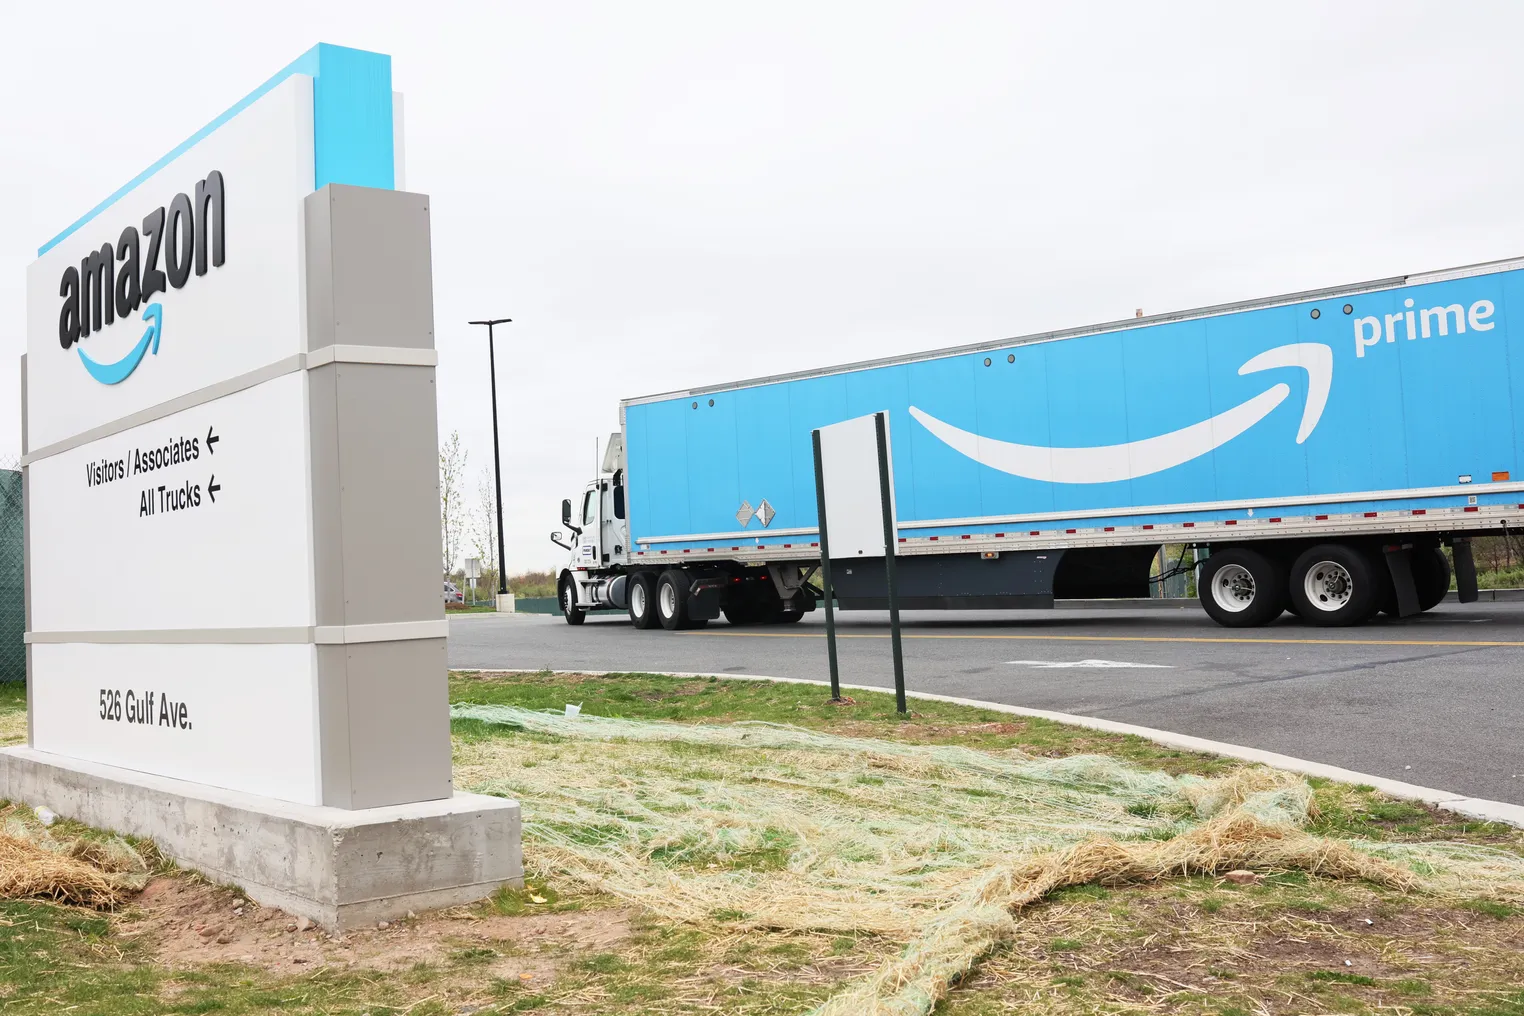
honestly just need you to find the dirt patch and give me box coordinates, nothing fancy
[122,874,634,986]
[947,880,1524,1014]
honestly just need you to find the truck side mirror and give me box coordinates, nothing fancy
[561,499,573,527]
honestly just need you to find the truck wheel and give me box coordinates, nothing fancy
[722,602,759,626]
[1198,547,1285,627]
[656,570,689,631]
[628,573,659,629]
[1290,544,1378,626]
[1413,547,1452,612]
[559,575,586,626]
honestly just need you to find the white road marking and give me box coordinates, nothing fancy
[1004,659,1173,669]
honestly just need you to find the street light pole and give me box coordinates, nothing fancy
[468,318,512,596]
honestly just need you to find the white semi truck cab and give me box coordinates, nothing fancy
[551,435,818,629]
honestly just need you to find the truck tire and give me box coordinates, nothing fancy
[656,570,690,631]
[722,602,760,626]
[559,575,586,626]
[1289,543,1378,626]
[1413,546,1452,612]
[628,572,659,629]
[1198,547,1285,627]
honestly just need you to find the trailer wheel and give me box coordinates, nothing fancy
[656,570,689,631]
[1413,546,1452,612]
[1198,547,1285,627]
[559,575,586,626]
[722,602,760,626]
[628,573,659,629]
[1290,543,1378,626]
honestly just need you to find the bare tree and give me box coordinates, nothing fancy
[472,464,499,585]
[439,431,467,576]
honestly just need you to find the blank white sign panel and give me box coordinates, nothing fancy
[817,412,897,558]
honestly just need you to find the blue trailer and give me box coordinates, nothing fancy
[553,256,1524,628]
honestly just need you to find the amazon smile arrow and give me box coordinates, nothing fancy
[76,303,161,386]
[909,342,1333,484]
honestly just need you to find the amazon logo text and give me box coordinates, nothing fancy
[1353,297,1493,358]
[57,171,225,361]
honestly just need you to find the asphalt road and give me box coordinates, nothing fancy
[448,602,1524,807]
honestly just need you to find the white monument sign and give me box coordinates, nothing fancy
[1,43,521,929]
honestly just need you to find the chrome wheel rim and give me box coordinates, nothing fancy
[563,584,575,613]
[1211,563,1257,613]
[660,582,677,619]
[1303,560,1353,612]
[631,582,647,618]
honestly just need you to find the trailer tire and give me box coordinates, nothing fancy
[722,602,760,626]
[1290,543,1378,626]
[559,575,586,626]
[628,572,659,629]
[656,570,690,631]
[1198,547,1285,627]
[1414,547,1452,612]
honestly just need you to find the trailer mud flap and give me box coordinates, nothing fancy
[1383,545,1421,618]
[1452,539,1479,603]
[687,589,721,620]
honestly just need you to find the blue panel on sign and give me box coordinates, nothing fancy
[312,43,396,191]
[37,42,394,257]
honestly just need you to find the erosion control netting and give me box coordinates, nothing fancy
[450,705,1524,1016]
[0,808,151,907]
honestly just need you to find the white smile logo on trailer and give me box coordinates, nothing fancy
[909,342,1333,483]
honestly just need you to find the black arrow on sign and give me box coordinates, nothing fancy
[206,426,219,453]
[208,476,220,503]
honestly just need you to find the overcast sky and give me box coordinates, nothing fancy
[7,2,1524,573]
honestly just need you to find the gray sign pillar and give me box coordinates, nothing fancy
[304,184,451,809]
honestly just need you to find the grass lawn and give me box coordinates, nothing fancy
[0,671,1520,1016]
[0,681,24,746]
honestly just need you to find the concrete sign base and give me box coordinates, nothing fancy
[0,747,523,930]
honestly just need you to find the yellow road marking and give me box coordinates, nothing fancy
[675,630,1524,648]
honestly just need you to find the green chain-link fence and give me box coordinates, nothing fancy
[0,469,22,682]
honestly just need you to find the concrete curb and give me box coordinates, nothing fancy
[469,667,1524,829]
